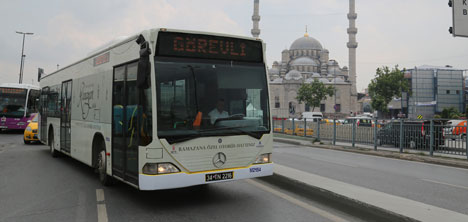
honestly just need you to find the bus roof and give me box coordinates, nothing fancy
[0,83,40,90]
[40,28,264,81]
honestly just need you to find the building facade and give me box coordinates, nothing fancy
[268,33,357,119]
[402,65,465,119]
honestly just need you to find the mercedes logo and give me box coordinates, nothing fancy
[212,152,227,168]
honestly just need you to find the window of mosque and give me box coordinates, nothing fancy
[275,96,280,108]
[320,104,326,112]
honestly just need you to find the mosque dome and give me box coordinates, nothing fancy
[290,34,323,50]
[311,73,321,78]
[290,57,318,66]
[332,77,346,83]
[268,67,280,75]
[284,70,303,80]
[319,78,329,83]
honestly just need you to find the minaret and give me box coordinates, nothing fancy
[347,0,358,113]
[251,0,260,37]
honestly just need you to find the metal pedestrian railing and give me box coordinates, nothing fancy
[272,118,468,159]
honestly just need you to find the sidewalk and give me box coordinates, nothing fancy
[271,133,468,222]
[273,133,468,169]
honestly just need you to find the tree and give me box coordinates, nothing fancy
[296,79,334,112]
[440,107,461,119]
[368,66,409,113]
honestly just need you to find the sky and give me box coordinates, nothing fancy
[1,0,467,92]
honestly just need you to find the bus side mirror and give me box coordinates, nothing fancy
[136,34,151,89]
[38,68,44,82]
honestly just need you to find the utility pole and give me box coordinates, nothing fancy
[16,31,34,84]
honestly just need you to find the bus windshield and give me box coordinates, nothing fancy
[156,57,270,143]
[0,87,27,118]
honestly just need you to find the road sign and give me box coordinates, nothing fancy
[417,115,423,119]
[450,0,468,37]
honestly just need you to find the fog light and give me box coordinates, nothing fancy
[142,163,180,175]
[254,153,271,164]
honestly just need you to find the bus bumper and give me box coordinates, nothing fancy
[138,163,273,190]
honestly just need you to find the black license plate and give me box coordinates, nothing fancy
[205,171,234,182]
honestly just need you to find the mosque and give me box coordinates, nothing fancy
[251,0,358,119]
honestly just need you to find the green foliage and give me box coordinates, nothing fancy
[368,66,409,113]
[433,114,441,119]
[296,79,334,112]
[440,107,461,119]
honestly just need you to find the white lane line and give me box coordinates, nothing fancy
[420,179,468,191]
[246,179,349,222]
[96,189,105,202]
[96,189,108,222]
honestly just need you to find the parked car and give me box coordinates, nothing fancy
[377,120,444,149]
[23,113,39,144]
[451,120,467,139]
[343,116,373,127]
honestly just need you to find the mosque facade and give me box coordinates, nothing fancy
[268,33,357,119]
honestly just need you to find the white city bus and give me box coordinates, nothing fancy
[38,28,273,190]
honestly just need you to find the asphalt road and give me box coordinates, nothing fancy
[273,142,468,215]
[0,133,363,222]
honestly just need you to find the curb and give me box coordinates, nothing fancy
[273,137,468,170]
[261,173,417,222]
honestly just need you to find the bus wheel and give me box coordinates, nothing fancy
[97,147,113,186]
[49,131,59,158]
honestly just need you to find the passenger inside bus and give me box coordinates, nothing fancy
[208,98,229,125]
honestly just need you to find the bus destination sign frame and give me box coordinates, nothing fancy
[156,31,263,62]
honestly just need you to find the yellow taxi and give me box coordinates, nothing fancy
[23,113,39,144]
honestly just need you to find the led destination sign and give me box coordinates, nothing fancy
[156,32,263,62]
[0,88,26,95]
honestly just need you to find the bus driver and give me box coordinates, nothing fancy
[208,99,229,124]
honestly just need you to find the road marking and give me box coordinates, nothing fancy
[96,189,105,202]
[246,179,349,222]
[96,189,108,222]
[421,179,468,191]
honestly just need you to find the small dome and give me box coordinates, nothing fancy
[290,57,318,66]
[285,70,303,80]
[270,78,283,84]
[290,36,323,50]
[311,73,321,78]
[268,67,280,75]
[327,59,338,66]
[332,77,345,83]
[319,78,329,83]
[282,49,289,53]
[273,61,279,65]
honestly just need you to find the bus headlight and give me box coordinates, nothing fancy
[17,122,25,126]
[254,153,271,164]
[142,163,180,175]
[25,126,32,132]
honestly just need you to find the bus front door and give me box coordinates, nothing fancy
[60,80,72,153]
[40,87,49,143]
[112,63,139,185]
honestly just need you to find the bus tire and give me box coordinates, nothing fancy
[49,128,59,158]
[24,139,30,144]
[96,140,112,186]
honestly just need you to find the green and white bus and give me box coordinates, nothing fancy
[38,28,273,190]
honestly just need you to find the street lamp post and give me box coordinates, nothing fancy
[16,31,34,84]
